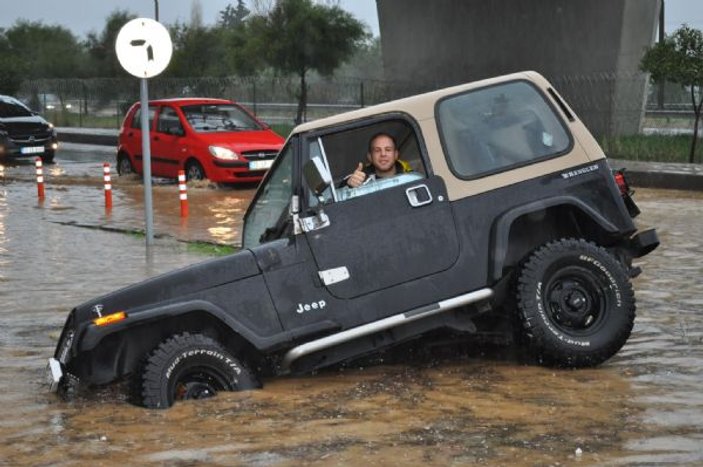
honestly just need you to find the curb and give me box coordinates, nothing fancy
[57,128,118,146]
[609,158,703,191]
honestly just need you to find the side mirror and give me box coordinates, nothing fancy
[303,157,332,196]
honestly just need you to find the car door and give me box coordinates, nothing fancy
[243,139,351,333]
[124,104,156,174]
[301,126,461,303]
[152,105,186,178]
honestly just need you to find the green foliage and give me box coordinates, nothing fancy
[167,23,230,77]
[601,134,697,163]
[85,10,137,78]
[186,241,238,256]
[250,0,366,122]
[3,20,87,79]
[641,25,703,163]
[219,0,251,28]
[0,33,24,94]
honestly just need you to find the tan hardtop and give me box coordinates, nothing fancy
[292,71,548,135]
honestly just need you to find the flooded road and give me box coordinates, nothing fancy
[1,148,702,465]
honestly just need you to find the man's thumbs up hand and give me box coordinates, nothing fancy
[347,162,367,188]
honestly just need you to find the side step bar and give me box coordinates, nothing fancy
[281,288,494,373]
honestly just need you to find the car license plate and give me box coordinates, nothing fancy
[46,358,63,393]
[21,146,45,155]
[249,160,273,170]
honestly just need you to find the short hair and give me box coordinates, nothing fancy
[367,132,398,153]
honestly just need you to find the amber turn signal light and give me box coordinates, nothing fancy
[93,311,127,326]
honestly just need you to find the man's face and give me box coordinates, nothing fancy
[368,135,399,173]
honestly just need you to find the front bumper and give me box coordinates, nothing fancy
[0,136,58,159]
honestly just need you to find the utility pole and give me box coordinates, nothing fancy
[154,0,160,21]
[658,0,665,109]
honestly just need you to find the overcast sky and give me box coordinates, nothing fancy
[0,0,701,39]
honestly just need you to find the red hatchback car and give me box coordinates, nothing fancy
[117,98,285,183]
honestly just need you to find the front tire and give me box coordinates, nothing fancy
[516,239,634,368]
[41,151,55,164]
[185,159,206,181]
[135,332,260,409]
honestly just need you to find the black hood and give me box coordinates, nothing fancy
[0,115,53,137]
[73,249,261,323]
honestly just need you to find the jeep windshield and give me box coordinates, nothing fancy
[0,97,33,118]
[181,104,263,133]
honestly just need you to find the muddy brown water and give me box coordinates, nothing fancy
[1,153,702,465]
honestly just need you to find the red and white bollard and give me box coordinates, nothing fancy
[178,170,189,217]
[103,162,112,210]
[35,157,45,199]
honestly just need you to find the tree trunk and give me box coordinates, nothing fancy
[295,70,307,125]
[689,86,703,164]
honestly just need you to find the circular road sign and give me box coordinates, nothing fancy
[115,18,173,78]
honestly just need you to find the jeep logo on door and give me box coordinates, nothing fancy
[296,300,326,314]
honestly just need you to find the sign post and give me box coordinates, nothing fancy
[115,18,172,246]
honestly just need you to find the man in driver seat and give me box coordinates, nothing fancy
[344,132,412,188]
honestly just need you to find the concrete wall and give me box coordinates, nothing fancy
[376,0,660,137]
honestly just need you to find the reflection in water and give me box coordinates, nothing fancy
[0,166,702,465]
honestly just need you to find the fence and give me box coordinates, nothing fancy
[17,73,698,137]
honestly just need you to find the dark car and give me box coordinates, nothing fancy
[0,95,58,164]
[117,97,285,183]
[48,71,658,408]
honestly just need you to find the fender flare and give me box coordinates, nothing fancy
[78,299,275,352]
[489,195,619,282]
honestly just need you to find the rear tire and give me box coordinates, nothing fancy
[117,153,135,175]
[134,332,260,409]
[516,238,634,368]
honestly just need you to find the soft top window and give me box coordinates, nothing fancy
[437,80,571,179]
[0,97,33,118]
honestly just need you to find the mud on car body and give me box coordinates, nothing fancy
[47,71,658,408]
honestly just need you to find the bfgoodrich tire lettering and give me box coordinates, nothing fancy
[516,238,635,367]
[135,332,260,409]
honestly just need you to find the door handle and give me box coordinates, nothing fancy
[405,184,433,207]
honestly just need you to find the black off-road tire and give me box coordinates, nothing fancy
[185,159,206,181]
[134,332,260,409]
[516,238,635,368]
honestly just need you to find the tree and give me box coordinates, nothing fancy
[641,25,703,163]
[219,1,250,28]
[85,10,137,77]
[251,0,366,123]
[167,23,230,78]
[4,21,87,79]
[0,31,24,94]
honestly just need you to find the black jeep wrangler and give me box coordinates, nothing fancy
[47,72,658,408]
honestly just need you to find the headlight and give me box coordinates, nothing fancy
[209,145,239,160]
